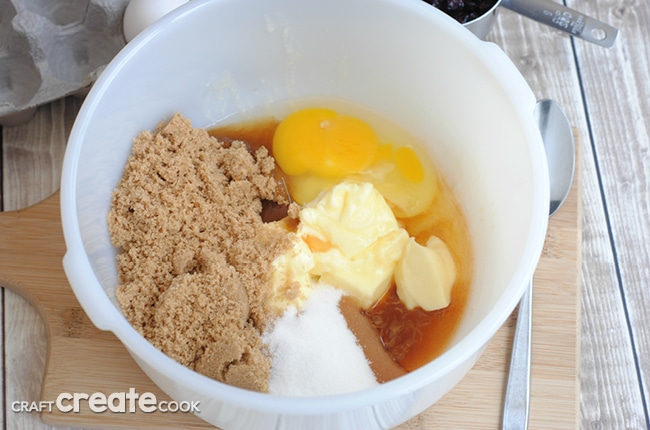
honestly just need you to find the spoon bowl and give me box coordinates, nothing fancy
[535,99,576,216]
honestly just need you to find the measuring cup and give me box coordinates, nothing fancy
[463,0,618,47]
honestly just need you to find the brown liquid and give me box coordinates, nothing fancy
[209,115,473,373]
[209,117,279,154]
[375,178,473,371]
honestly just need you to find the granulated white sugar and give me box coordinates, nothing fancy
[263,284,378,396]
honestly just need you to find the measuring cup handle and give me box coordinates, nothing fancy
[500,0,618,48]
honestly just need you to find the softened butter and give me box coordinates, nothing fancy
[298,181,408,308]
[395,236,456,311]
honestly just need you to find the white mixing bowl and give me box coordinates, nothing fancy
[60,0,549,428]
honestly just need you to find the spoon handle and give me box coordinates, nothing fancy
[502,280,532,430]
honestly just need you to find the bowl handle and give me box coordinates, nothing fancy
[63,249,117,331]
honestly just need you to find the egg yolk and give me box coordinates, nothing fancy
[272,107,433,213]
[272,108,379,179]
[395,146,424,183]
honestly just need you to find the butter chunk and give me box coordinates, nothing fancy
[395,236,456,311]
[297,181,408,308]
[315,228,409,308]
[298,181,400,257]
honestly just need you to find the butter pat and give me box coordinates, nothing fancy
[298,181,408,308]
[395,236,456,311]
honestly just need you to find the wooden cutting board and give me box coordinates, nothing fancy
[0,137,581,430]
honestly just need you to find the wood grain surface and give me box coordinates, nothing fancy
[487,2,650,427]
[569,1,650,426]
[0,140,580,430]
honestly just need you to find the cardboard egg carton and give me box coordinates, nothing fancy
[0,0,130,126]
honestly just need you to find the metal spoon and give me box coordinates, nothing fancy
[502,99,575,430]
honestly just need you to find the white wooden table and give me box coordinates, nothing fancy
[1,1,648,428]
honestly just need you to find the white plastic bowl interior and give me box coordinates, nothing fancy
[60,0,549,428]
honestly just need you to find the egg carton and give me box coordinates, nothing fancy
[0,0,130,126]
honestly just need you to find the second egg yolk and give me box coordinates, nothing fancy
[272,108,379,179]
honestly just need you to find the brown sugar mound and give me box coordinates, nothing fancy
[108,113,292,392]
